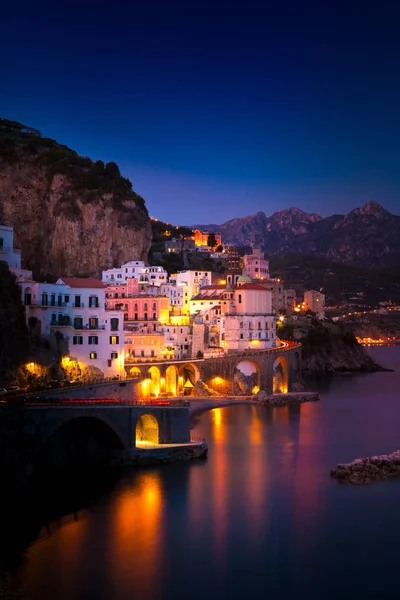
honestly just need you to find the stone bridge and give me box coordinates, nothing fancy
[124,343,302,397]
[21,402,191,453]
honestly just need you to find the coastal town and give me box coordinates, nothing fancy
[1,222,325,396]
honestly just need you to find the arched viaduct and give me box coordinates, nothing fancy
[124,344,302,397]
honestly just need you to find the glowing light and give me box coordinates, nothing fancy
[279,315,285,322]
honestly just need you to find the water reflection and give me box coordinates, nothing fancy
[13,348,400,600]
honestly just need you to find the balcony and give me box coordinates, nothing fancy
[51,316,71,327]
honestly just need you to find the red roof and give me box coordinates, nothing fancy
[60,277,105,289]
[236,283,268,291]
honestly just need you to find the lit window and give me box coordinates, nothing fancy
[90,352,97,359]
[110,335,119,344]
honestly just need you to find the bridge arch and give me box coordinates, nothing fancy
[165,365,179,396]
[136,414,160,445]
[234,359,260,395]
[178,363,200,396]
[148,366,160,397]
[273,355,288,393]
[129,366,142,379]
[33,415,128,473]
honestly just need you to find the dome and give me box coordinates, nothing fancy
[237,274,253,284]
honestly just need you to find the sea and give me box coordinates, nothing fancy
[5,346,400,600]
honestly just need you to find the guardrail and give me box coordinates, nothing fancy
[19,398,190,407]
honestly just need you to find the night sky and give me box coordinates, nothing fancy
[2,1,400,223]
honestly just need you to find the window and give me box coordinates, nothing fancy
[152,302,156,310]
[89,296,99,308]
[74,295,81,308]
[51,294,56,306]
[110,352,118,359]
[90,352,97,359]
[144,303,148,310]
[151,350,154,357]
[134,303,138,311]
[24,292,32,305]
[89,317,98,329]
[153,313,156,320]
[238,294,242,304]
[88,336,98,345]
[144,313,148,320]
[110,336,119,344]
[134,313,138,320]
[73,336,83,345]
[42,293,48,306]
[110,318,119,331]
[64,295,69,304]
[74,317,83,330]
[141,350,144,357]
[240,333,243,339]
[58,295,63,307]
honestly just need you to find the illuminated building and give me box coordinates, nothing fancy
[304,290,325,319]
[19,277,125,378]
[102,261,168,286]
[243,247,270,279]
[193,229,222,247]
[169,270,211,314]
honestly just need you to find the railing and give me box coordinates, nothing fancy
[224,312,276,317]
[20,398,191,407]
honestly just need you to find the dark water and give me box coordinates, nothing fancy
[11,347,400,599]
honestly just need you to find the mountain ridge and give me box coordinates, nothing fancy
[193,201,400,267]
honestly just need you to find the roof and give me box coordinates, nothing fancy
[59,277,105,289]
[237,283,269,291]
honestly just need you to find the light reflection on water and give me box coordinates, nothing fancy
[13,347,400,600]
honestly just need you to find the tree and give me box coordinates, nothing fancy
[215,244,223,253]
[105,161,121,179]
[207,233,217,248]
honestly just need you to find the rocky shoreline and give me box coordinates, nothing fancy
[252,391,320,406]
[331,450,400,484]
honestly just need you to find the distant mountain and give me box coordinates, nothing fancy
[194,202,400,267]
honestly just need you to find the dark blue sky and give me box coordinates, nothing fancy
[2,0,400,223]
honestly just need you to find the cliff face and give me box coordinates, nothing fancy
[0,119,152,278]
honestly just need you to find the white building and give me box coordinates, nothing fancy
[0,225,32,280]
[169,270,211,314]
[102,261,168,286]
[223,283,276,352]
[190,280,276,353]
[0,225,21,269]
[243,247,270,280]
[19,277,125,378]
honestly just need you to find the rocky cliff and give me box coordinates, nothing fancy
[299,324,385,378]
[195,202,400,267]
[0,118,152,278]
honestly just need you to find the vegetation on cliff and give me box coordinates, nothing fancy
[298,322,384,377]
[0,262,30,378]
[0,118,152,277]
[0,118,147,214]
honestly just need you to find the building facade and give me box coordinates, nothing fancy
[243,248,270,280]
[304,290,325,319]
[20,277,125,378]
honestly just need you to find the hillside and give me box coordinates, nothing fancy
[194,202,400,267]
[0,118,152,278]
[269,254,400,305]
